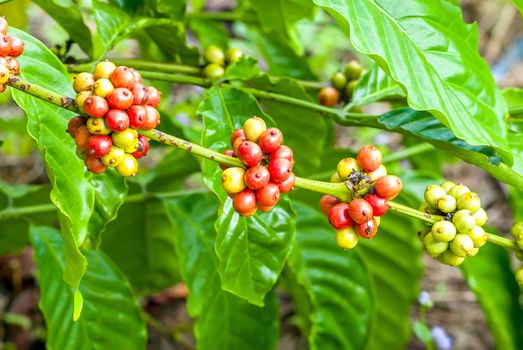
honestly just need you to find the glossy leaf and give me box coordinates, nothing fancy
[286,202,374,350]
[315,0,510,162]
[31,226,146,350]
[164,193,280,350]
[189,18,229,51]
[351,65,404,107]
[503,88,523,116]
[461,243,523,350]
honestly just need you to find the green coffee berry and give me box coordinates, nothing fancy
[204,45,225,65]
[438,250,465,266]
[448,184,470,199]
[424,233,449,258]
[203,63,225,80]
[345,80,357,98]
[331,172,342,183]
[331,72,347,90]
[467,225,487,248]
[516,234,523,251]
[472,208,488,227]
[417,226,431,242]
[449,233,474,257]
[440,180,455,193]
[419,202,439,214]
[469,247,479,257]
[225,48,243,64]
[516,267,523,288]
[344,60,364,80]
[452,209,476,232]
[457,192,481,213]
[431,220,456,242]
[437,195,457,213]
[424,185,446,208]
[511,221,523,239]
[515,251,523,262]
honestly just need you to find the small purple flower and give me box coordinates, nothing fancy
[431,325,453,350]
[418,290,433,308]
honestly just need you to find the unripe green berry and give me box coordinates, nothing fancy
[330,172,342,183]
[424,185,446,208]
[457,192,481,213]
[448,184,470,199]
[516,234,523,251]
[331,72,347,90]
[516,267,523,288]
[436,195,457,213]
[419,202,439,214]
[345,80,357,98]
[515,251,523,262]
[452,209,476,232]
[225,48,243,64]
[511,221,523,239]
[337,157,360,181]
[438,250,465,266]
[473,208,488,226]
[424,233,449,258]
[204,63,225,80]
[440,180,455,193]
[335,227,359,250]
[112,129,138,148]
[449,233,474,257]
[467,225,487,248]
[221,167,246,194]
[204,45,225,65]
[431,220,456,242]
[417,226,431,242]
[469,247,479,257]
[343,60,364,80]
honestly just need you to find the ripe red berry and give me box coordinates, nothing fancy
[7,36,24,58]
[131,84,148,105]
[85,156,107,174]
[244,165,270,190]
[105,109,130,132]
[328,203,353,230]
[348,199,373,224]
[375,175,402,200]
[255,183,280,207]
[132,135,150,159]
[130,69,142,84]
[355,218,378,239]
[67,116,86,138]
[0,17,7,36]
[232,138,244,157]
[0,35,10,56]
[271,145,293,162]
[230,128,245,146]
[107,88,133,110]
[86,135,112,158]
[110,66,135,89]
[146,87,161,108]
[363,194,389,216]
[128,105,146,129]
[5,56,19,75]
[357,145,382,172]
[74,125,90,149]
[83,95,108,118]
[276,172,295,193]
[233,189,257,215]
[258,128,283,154]
[268,158,292,183]
[238,141,263,167]
[258,204,274,212]
[219,149,235,170]
[143,106,160,129]
[319,195,340,215]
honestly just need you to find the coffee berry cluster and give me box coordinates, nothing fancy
[509,222,523,288]
[0,17,24,93]
[318,60,364,107]
[221,116,296,216]
[319,145,403,250]
[418,181,489,266]
[203,45,244,80]
[68,61,161,176]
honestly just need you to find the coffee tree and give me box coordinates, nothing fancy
[1,0,523,349]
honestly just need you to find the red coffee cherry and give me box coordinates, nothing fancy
[276,172,295,193]
[145,87,161,108]
[318,87,340,107]
[74,125,90,149]
[328,203,353,230]
[230,128,245,146]
[271,145,293,162]
[0,83,6,93]
[319,195,340,215]
[132,135,150,159]
[105,109,130,132]
[255,182,280,207]
[85,156,107,174]
[128,105,146,129]
[355,218,378,239]
[107,88,133,110]
[258,128,283,154]
[5,56,19,75]
[244,165,270,190]
[0,17,8,36]
[0,35,10,56]
[363,194,389,216]
[233,189,257,215]
[86,135,112,158]
[268,158,292,183]
[143,106,160,129]
[130,69,142,84]
[131,84,148,105]
[232,138,244,157]
[67,116,87,138]
[357,145,382,172]
[219,149,236,170]
[238,141,263,167]
[7,36,24,58]
[348,199,373,224]
[83,95,109,118]
[258,204,274,213]
[110,66,135,89]
[375,175,402,200]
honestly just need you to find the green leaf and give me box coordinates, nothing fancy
[286,202,373,350]
[512,0,523,16]
[461,243,523,350]
[503,88,523,116]
[164,193,280,350]
[224,56,262,81]
[189,18,229,51]
[351,65,404,107]
[31,226,146,349]
[315,0,511,162]
[412,321,433,346]
[33,0,94,57]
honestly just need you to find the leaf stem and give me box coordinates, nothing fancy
[388,201,443,224]
[382,143,434,163]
